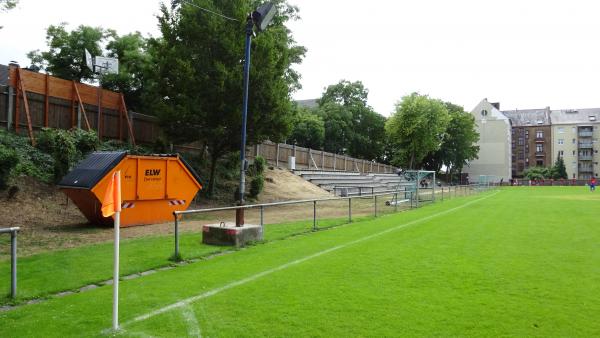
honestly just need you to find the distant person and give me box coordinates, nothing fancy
[590,177,596,192]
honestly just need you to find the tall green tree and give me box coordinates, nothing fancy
[385,93,450,169]
[101,32,153,111]
[1,0,17,10]
[551,156,568,179]
[148,0,305,196]
[317,80,386,160]
[423,102,479,177]
[288,107,325,149]
[0,0,17,29]
[27,24,109,81]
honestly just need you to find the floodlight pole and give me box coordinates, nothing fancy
[236,15,255,227]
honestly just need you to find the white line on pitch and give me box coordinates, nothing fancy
[118,191,499,329]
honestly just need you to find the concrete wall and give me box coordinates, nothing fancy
[464,99,512,181]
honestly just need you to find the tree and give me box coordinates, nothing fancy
[288,107,325,149]
[148,0,305,196]
[551,156,568,179]
[101,32,153,111]
[385,93,450,169]
[0,0,17,29]
[423,102,479,178]
[317,80,386,160]
[1,0,17,11]
[28,24,109,81]
[524,166,551,180]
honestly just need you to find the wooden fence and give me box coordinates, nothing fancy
[0,66,159,144]
[246,141,396,174]
[0,66,393,174]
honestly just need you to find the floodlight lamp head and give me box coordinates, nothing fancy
[252,2,276,32]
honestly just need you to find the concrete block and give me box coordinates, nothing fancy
[202,222,263,247]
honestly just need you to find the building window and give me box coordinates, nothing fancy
[558,139,564,145]
[518,138,524,146]
[536,144,543,153]
[573,150,576,156]
[558,150,564,157]
[525,130,529,138]
[481,110,488,117]
[536,160,544,166]
[536,131,543,138]
[518,152,525,160]
[573,138,576,144]
[558,127,564,134]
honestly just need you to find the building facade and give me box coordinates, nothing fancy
[550,109,600,180]
[502,109,552,178]
[464,99,512,181]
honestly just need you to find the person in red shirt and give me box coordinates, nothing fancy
[590,177,596,192]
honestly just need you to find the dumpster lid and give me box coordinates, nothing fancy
[58,151,127,189]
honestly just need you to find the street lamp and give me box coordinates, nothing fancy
[236,2,276,227]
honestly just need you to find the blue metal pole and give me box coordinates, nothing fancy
[237,18,254,227]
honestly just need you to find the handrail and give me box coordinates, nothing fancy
[1,226,20,299]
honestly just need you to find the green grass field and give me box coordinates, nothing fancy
[1,187,599,337]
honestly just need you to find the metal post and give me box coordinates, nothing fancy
[348,198,352,222]
[432,172,436,202]
[275,143,280,167]
[77,104,82,129]
[313,200,317,230]
[7,86,14,130]
[113,210,120,330]
[260,206,264,227]
[394,193,398,212]
[237,17,254,227]
[174,214,179,259]
[441,186,444,201]
[416,171,420,208]
[374,195,378,217]
[11,230,17,298]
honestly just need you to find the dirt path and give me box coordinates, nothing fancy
[0,169,336,258]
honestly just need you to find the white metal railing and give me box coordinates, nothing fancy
[0,227,20,298]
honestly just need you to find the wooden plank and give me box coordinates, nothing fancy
[97,87,103,139]
[120,94,136,146]
[17,69,36,146]
[118,96,123,141]
[71,81,76,127]
[14,75,20,132]
[73,81,91,130]
[44,73,49,127]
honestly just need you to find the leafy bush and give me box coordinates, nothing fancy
[70,128,99,159]
[36,128,78,182]
[249,174,264,198]
[252,155,266,176]
[0,130,53,183]
[0,144,18,190]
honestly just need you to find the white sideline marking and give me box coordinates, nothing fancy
[181,305,202,338]
[120,191,499,329]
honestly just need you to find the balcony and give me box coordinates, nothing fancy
[579,142,593,149]
[579,167,594,173]
[535,152,545,157]
[579,131,594,137]
[579,155,593,161]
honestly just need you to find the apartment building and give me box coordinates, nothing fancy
[464,99,512,181]
[502,108,552,178]
[550,108,600,180]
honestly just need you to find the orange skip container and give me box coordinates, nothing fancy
[59,152,202,227]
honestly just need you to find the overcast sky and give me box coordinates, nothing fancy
[2,0,600,116]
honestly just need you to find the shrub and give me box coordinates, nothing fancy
[0,130,53,183]
[252,155,266,176]
[249,174,264,198]
[0,144,18,190]
[70,128,99,159]
[36,128,78,182]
